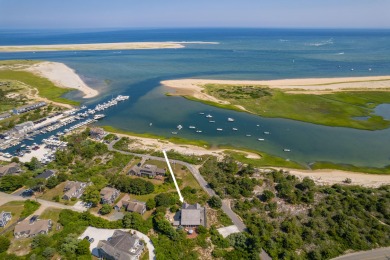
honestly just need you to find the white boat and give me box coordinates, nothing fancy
[94,114,105,120]
[206,114,213,118]
[80,105,87,110]
[21,144,26,148]
[199,112,205,115]
[256,124,260,127]
[177,125,183,130]
[171,131,178,135]
[283,149,291,152]
[228,118,234,122]
[209,120,215,123]
[196,130,202,133]
[189,126,196,129]
[258,138,265,141]
[264,131,270,135]
[149,123,153,126]
[216,128,223,131]
[246,134,251,137]
[232,128,238,131]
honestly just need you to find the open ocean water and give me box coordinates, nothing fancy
[1,28,390,168]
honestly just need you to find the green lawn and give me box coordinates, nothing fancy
[311,161,390,174]
[0,69,79,106]
[0,201,25,229]
[39,207,62,235]
[198,84,390,130]
[37,182,77,206]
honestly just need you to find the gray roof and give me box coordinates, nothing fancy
[14,121,34,131]
[176,203,206,227]
[14,219,51,237]
[0,162,21,176]
[126,201,146,214]
[35,169,57,179]
[97,230,144,260]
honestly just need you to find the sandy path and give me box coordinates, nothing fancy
[283,168,390,188]
[25,61,99,99]
[162,76,390,102]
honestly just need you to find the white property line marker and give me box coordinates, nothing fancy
[163,150,184,203]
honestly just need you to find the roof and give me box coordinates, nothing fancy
[14,121,34,131]
[0,112,11,118]
[115,194,130,209]
[14,102,46,112]
[126,201,146,214]
[90,127,105,135]
[63,181,87,199]
[179,203,206,226]
[0,162,21,176]
[0,211,11,218]
[14,219,51,237]
[97,230,143,260]
[100,187,119,201]
[35,169,57,179]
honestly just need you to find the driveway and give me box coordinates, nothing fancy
[79,226,155,260]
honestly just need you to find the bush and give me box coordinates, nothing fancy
[100,204,112,215]
[0,236,10,253]
[208,196,222,209]
[146,198,156,210]
[21,200,41,218]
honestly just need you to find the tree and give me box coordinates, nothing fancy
[0,236,10,253]
[122,212,143,229]
[82,186,100,207]
[154,193,177,207]
[208,196,222,209]
[60,233,79,256]
[46,177,59,189]
[25,157,42,171]
[11,157,19,163]
[42,247,56,259]
[0,175,24,192]
[31,234,51,249]
[76,239,90,256]
[57,172,68,182]
[261,190,275,202]
[100,204,112,215]
[146,198,156,210]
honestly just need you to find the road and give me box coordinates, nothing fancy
[332,247,390,260]
[109,139,272,260]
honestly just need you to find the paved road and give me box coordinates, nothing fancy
[333,247,390,260]
[109,139,272,260]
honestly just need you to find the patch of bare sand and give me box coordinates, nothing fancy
[25,61,98,99]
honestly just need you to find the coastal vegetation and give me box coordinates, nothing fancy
[311,161,390,175]
[194,83,390,130]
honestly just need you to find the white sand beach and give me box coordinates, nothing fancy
[25,61,99,99]
[0,42,186,52]
[162,76,390,102]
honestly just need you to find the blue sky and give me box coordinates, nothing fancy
[1,0,389,29]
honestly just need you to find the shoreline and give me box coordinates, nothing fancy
[0,41,207,52]
[162,76,390,100]
[24,61,99,99]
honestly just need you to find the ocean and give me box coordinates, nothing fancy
[1,28,390,168]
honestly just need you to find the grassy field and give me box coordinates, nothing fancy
[311,161,390,174]
[0,69,79,106]
[39,207,62,235]
[0,201,24,229]
[199,84,390,130]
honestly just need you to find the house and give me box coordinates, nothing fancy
[114,195,146,215]
[128,164,166,179]
[35,169,57,180]
[62,181,89,200]
[89,127,106,140]
[0,211,12,227]
[13,121,34,135]
[13,102,46,115]
[0,162,22,177]
[14,219,52,239]
[97,230,144,260]
[100,187,120,204]
[173,203,206,228]
[0,112,11,121]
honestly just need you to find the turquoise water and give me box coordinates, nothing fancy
[1,28,390,168]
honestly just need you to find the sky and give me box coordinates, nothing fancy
[0,0,389,29]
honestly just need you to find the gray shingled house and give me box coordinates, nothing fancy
[173,203,206,228]
[0,162,21,177]
[128,164,165,179]
[114,195,146,215]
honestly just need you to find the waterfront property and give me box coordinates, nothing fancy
[173,203,206,228]
[114,195,146,215]
[62,181,89,200]
[14,218,52,239]
[13,121,34,135]
[128,164,166,179]
[100,187,120,205]
[0,162,21,177]
[97,230,144,260]
[89,127,106,140]
[12,101,46,115]
[0,211,12,227]
[34,169,57,180]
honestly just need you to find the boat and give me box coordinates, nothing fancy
[209,120,215,123]
[216,128,223,131]
[149,123,153,126]
[171,131,178,135]
[189,126,196,129]
[228,118,234,122]
[80,105,87,110]
[206,114,213,118]
[177,125,183,130]
[21,144,26,148]
[199,112,205,115]
[93,114,105,120]
[232,128,238,131]
[283,149,291,152]
[264,131,270,135]
[246,134,251,137]
[258,138,265,141]
[256,124,260,127]
[196,130,202,133]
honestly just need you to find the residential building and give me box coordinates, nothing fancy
[62,181,89,200]
[0,112,11,121]
[89,127,106,140]
[0,211,12,227]
[97,230,144,260]
[14,219,52,239]
[128,164,165,179]
[100,187,120,204]
[35,169,57,180]
[13,102,46,115]
[173,203,206,228]
[13,121,34,135]
[0,162,22,177]
[114,195,146,215]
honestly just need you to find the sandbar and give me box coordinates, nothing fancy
[25,61,99,99]
[162,76,390,102]
[0,42,188,52]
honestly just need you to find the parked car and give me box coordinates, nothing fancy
[84,236,90,240]
[88,238,94,243]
